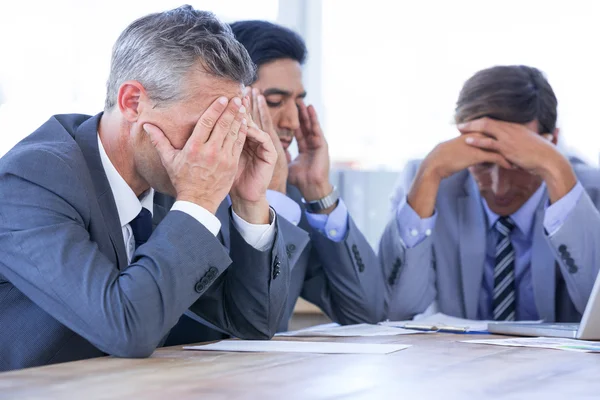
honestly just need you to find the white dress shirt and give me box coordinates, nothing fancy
[97,135,276,262]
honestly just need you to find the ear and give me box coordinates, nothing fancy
[117,80,150,122]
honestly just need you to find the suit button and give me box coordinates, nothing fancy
[194,281,206,293]
[358,263,365,273]
[352,244,358,253]
[569,266,578,274]
[287,244,296,253]
[388,277,395,285]
[207,267,218,279]
[558,244,567,254]
[566,258,576,268]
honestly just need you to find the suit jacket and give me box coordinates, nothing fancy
[160,182,386,344]
[380,160,600,322]
[0,113,289,371]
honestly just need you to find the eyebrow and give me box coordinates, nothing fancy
[263,88,307,99]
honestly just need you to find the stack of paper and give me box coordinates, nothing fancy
[463,337,600,353]
[184,340,409,354]
[277,323,426,337]
[381,312,491,333]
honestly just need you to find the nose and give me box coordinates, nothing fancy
[490,164,511,197]
[278,101,300,132]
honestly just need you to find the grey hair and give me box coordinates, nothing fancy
[104,5,255,110]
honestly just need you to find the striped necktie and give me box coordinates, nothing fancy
[493,216,516,321]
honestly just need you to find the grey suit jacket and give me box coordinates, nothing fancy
[0,113,289,371]
[380,160,600,322]
[160,183,385,344]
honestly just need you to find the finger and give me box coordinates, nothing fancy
[475,149,513,170]
[232,120,248,159]
[297,100,311,134]
[295,102,310,152]
[144,123,176,164]
[307,105,324,138]
[464,135,500,152]
[457,117,507,140]
[252,88,261,129]
[206,97,245,147]
[223,113,246,153]
[257,95,276,137]
[189,96,229,144]
[246,125,277,164]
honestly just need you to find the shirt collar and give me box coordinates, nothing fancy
[481,182,546,237]
[97,134,154,228]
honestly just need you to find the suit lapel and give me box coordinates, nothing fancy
[531,191,557,321]
[458,176,487,319]
[216,201,231,249]
[72,114,128,270]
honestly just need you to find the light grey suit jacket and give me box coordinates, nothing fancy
[0,113,289,371]
[380,160,600,322]
[159,183,386,344]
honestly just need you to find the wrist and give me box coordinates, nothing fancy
[407,163,441,218]
[540,154,577,203]
[299,181,333,202]
[230,195,271,224]
[176,194,219,215]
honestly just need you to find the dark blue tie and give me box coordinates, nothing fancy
[493,217,516,321]
[129,208,152,249]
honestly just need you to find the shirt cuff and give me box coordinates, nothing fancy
[305,198,349,242]
[544,181,584,236]
[396,196,436,248]
[266,189,301,226]
[231,207,277,252]
[171,200,221,237]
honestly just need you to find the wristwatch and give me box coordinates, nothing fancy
[302,187,340,213]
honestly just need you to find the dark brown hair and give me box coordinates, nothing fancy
[455,65,557,134]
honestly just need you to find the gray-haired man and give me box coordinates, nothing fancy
[0,5,289,371]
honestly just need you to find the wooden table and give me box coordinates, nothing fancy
[1,333,599,400]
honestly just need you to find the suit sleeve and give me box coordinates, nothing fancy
[299,214,386,324]
[187,212,290,339]
[545,189,600,314]
[0,149,232,358]
[379,160,437,321]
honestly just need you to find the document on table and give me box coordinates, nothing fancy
[380,312,491,333]
[380,312,541,333]
[463,337,600,353]
[277,322,426,337]
[184,340,409,355]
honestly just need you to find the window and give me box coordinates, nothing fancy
[0,0,279,156]
[320,0,600,170]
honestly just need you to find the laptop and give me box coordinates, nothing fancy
[488,270,600,340]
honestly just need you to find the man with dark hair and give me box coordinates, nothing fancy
[162,20,384,344]
[0,6,289,371]
[380,65,600,322]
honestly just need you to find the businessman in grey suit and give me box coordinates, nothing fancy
[0,6,289,371]
[380,65,600,323]
[163,20,385,344]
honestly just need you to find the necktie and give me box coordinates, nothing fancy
[129,208,152,249]
[493,217,516,321]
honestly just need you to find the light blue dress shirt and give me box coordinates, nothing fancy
[266,189,349,242]
[396,181,584,320]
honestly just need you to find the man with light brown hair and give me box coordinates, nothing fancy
[380,65,600,323]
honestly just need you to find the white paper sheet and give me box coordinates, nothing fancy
[277,323,426,337]
[381,313,491,332]
[184,340,409,355]
[381,312,541,333]
[463,337,600,353]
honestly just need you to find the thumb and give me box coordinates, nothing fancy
[144,123,176,163]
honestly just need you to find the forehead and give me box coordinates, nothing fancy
[255,58,304,92]
[184,68,244,103]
